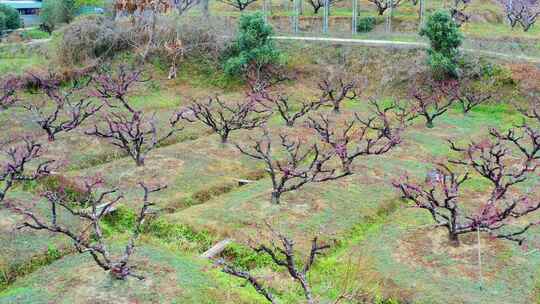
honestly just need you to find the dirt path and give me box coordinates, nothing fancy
[15,35,540,64]
[272,35,540,63]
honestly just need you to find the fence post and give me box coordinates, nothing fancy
[323,0,329,33]
[418,0,425,30]
[352,0,358,35]
[385,0,392,33]
[507,0,513,26]
[263,0,268,24]
[477,227,483,290]
[292,0,300,33]
[200,0,209,18]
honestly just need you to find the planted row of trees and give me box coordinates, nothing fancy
[1,11,539,304]
[0,67,172,280]
[2,64,538,300]
[214,0,538,32]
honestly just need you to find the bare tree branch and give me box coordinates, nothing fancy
[217,0,258,10]
[306,0,345,14]
[318,77,358,114]
[0,76,21,110]
[179,96,271,144]
[0,139,53,203]
[11,180,165,280]
[255,89,323,127]
[220,224,330,304]
[367,0,405,15]
[87,67,181,166]
[23,74,102,141]
[236,131,350,204]
[408,78,458,128]
[395,127,540,246]
[307,99,403,173]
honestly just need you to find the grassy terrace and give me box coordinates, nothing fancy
[1,24,540,303]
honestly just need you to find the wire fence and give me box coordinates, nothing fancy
[187,0,540,60]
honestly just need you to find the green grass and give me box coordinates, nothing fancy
[0,244,249,304]
[19,29,50,40]
[0,56,45,75]
[1,37,539,303]
[0,191,79,291]
[334,208,540,303]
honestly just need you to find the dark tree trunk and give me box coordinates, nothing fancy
[271,191,281,204]
[135,156,145,167]
[45,129,55,142]
[220,133,229,144]
[299,276,314,304]
[448,231,460,247]
[110,265,130,280]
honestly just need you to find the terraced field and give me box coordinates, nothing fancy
[1,30,540,303]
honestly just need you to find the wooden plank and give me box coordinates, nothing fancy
[201,239,233,259]
[237,179,255,186]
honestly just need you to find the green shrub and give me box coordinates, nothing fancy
[221,243,274,269]
[0,4,21,31]
[419,10,463,78]
[40,0,77,32]
[102,206,137,235]
[20,28,50,39]
[357,16,376,33]
[143,219,214,251]
[0,12,6,33]
[223,12,283,77]
[460,57,515,87]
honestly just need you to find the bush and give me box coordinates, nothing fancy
[40,0,77,32]
[55,14,127,66]
[20,28,50,40]
[167,18,231,60]
[0,4,21,31]
[357,16,376,33]
[419,10,463,78]
[0,12,5,31]
[223,12,283,77]
[147,16,232,65]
